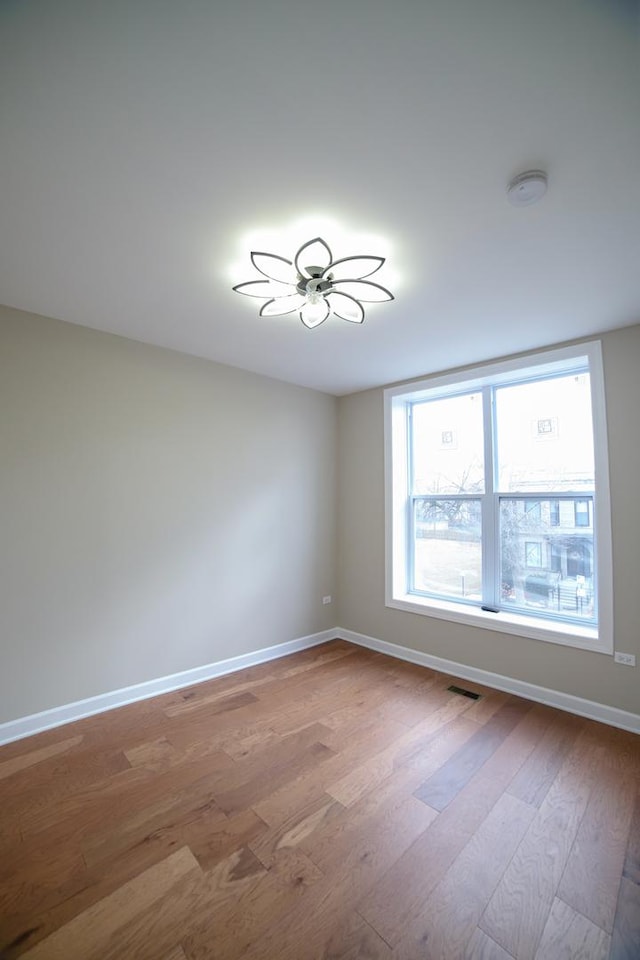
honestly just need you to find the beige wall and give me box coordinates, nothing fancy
[337,324,640,715]
[0,306,337,723]
[2,305,638,726]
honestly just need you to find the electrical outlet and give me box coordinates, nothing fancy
[322,595,332,605]
[614,651,636,666]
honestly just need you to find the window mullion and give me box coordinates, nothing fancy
[481,385,497,607]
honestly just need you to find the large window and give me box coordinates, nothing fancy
[385,342,613,653]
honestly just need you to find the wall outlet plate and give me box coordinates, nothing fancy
[614,651,636,666]
[322,596,332,605]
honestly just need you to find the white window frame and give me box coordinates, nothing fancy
[384,341,613,655]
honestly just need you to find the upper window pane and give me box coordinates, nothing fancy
[411,393,484,495]
[495,373,595,492]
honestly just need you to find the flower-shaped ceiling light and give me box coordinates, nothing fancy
[233,237,393,328]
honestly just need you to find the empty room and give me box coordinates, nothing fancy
[1,1,639,958]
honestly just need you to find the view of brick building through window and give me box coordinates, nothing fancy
[410,372,596,624]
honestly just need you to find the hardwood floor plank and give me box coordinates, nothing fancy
[304,788,438,877]
[163,645,358,719]
[358,772,502,946]
[506,712,583,808]
[250,660,392,727]
[0,736,84,782]
[2,793,264,949]
[158,642,356,714]
[318,911,392,959]
[314,669,443,735]
[265,663,401,737]
[479,737,601,960]
[68,809,267,941]
[464,928,515,959]
[319,711,409,755]
[22,728,322,842]
[220,725,283,761]
[0,844,87,943]
[358,704,554,946]
[469,706,554,798]
[610,876,640,960]
[329,733,479,850]
[373,674,459,728]
[182,847,324,960]
[88,846,266,960]
[327,693,476,807]
[0,817,22,864]
[462,690,511,726]
[181,807,269,872]
[236,792,435,960]
[556,749,637,932]
[268,846,324,888]
[533,897,610,959]
[124,736,183,771]
[378,658,438,689]
[161,946,188,960]
[18,846,202,960]
[168,689,260,721]
[621,788,640,886]
[610,786,640,959]
[414,697,533,811]
[19,748,234,846]
[80,776,228,868]
[213,740,335,817]
[1,745,132,827]
[249,793,345,868]
[391,793,535,959]
[212,721,331,785]
[164,711,273,754]
[55,698,173,753]
[1,641,636,960]
[252,714,415,828]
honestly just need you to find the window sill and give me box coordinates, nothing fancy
[387,592,612,655]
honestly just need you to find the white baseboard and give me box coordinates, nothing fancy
[0,629,337,746]
[3,626,638,746]
[338,628,640,734]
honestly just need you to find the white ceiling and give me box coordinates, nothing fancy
[1,0,639,395]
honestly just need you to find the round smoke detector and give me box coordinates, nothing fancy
[507,170,548,206]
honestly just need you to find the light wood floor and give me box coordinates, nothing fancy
[0,640,638,959]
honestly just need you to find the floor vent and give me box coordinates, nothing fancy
[447,684,481,700]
